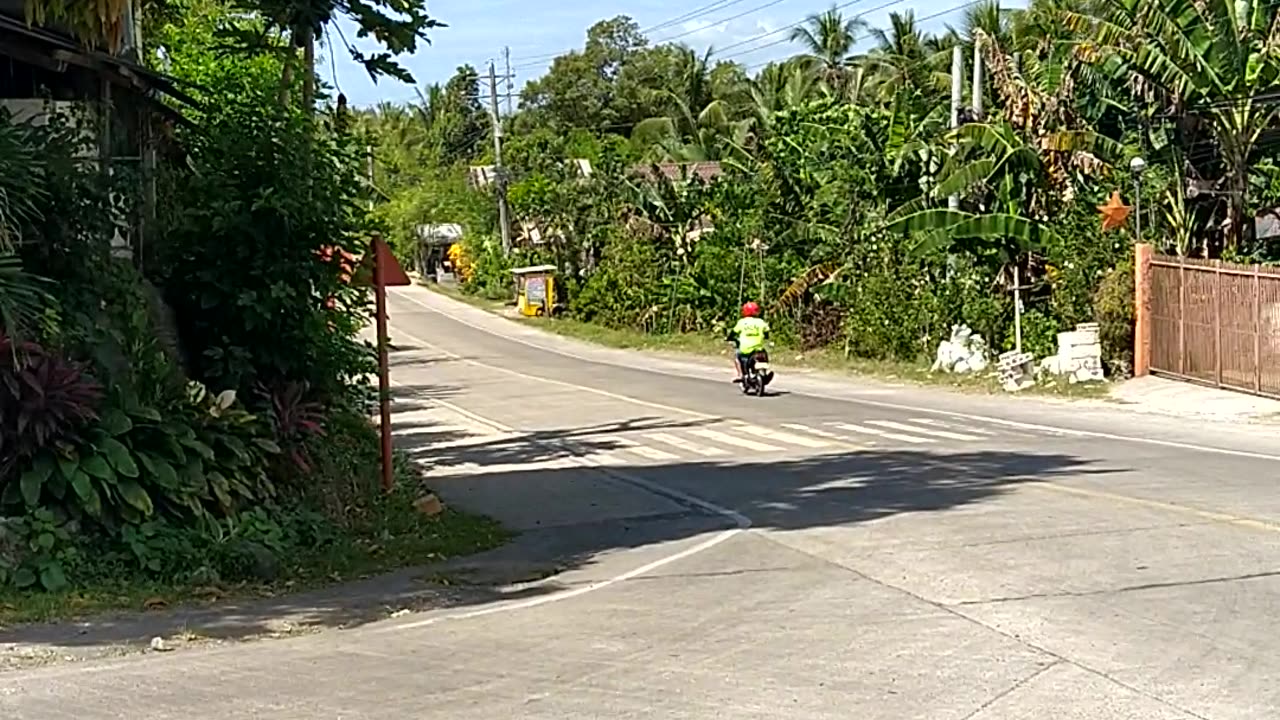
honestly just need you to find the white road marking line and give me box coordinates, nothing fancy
[644,432,728,456]
[611,437,681,461]
[732,423,832,448]
[830,422,934,444]
[688,428,783,452]
[867,420,985,442]
[910,418,995,435]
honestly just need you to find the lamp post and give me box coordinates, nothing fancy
[1130,156,1147,242]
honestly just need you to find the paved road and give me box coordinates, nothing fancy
[6,286,1280,719]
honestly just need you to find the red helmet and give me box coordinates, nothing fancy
[741,302,760,317]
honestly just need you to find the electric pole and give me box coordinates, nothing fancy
[488,62,512,255]
[366,144,374,213]
[948,46,963,211]
[503,46,514,116]
[971,37,983,119]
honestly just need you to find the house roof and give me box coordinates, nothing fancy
[629,161,723,183]
[0,12,201,120]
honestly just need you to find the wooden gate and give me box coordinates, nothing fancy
[1148,254,1280,397]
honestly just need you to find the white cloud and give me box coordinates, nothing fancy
[661,15,782,53]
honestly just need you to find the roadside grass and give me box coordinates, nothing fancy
[426,282,1108,400]
[0,458,511,627]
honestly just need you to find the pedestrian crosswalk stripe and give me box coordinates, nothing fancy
[733,423,832,448]
[780,423,851,441]
[644,432,728,456]
[612,437,680,460]
[689,428,783,452]
[910,418,994,435]
[867,420,985,442]
[830,422,934,444]
[584,450,627,467]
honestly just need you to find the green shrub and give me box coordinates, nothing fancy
[1094,259,1135,377]
[154,96,374,401]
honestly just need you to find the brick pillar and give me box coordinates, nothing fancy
[1133,243,1153,377]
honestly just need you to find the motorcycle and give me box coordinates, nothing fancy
[740,350,774,396]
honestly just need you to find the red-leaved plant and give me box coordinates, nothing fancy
[0,336,103,478]
[260,380,327,472]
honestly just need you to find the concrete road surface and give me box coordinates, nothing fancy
[5,285,1280,719]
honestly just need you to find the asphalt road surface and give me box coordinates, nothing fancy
[6,285,1280,719]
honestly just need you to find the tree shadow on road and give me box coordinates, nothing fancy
[0,383,1117,664]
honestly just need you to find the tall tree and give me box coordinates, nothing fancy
[521,16,650,132]
[787,5,868,86]
[225,0,444,112]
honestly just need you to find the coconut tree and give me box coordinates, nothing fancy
[748,60,822,130]
[787,5,868,88]
[0,115,52,337]
[860,11,953,103]
[632,48,752,162]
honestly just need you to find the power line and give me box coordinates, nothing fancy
[510,0,799,70]
[650,0,791,45]
[724,0,985,64]
[714,0,911,61]
[508,0,761,64]
[644,0,752,35]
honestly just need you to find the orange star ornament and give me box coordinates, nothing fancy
[1098,190,1131,231]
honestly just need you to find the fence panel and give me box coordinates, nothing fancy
[1150,254,1280,397]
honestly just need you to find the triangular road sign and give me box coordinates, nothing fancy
[372,235,410,287]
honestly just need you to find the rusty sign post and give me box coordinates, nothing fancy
[369,233,410,493]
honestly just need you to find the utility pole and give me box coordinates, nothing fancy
[948,46,964,211]
[366,144,374,213]
[971,37,983,118]
[488,62,512,255]
[503,46,514,116]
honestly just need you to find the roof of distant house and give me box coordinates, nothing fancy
[629,161,723,182]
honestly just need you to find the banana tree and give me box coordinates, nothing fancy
[885,121,1118,265]
[1064,0,1280,251]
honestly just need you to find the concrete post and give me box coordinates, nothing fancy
[1134,243,1153,377]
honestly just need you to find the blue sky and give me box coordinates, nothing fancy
[325,0,1011,108]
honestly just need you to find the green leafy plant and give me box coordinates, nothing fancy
[10,381,281,529]
[0,509,79,592]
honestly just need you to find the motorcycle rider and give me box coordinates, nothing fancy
[727,301,771,384]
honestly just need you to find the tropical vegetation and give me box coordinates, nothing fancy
[364,0,1280,378]
[0,0,505,612]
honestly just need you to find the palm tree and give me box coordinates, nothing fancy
[749,60,822,130]
[0,115,52,338]
[956,0,1013,50]
[861,11,952,102]
[1065,0,1280,251]
[787,6,869,87]
[632,48,752,162]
